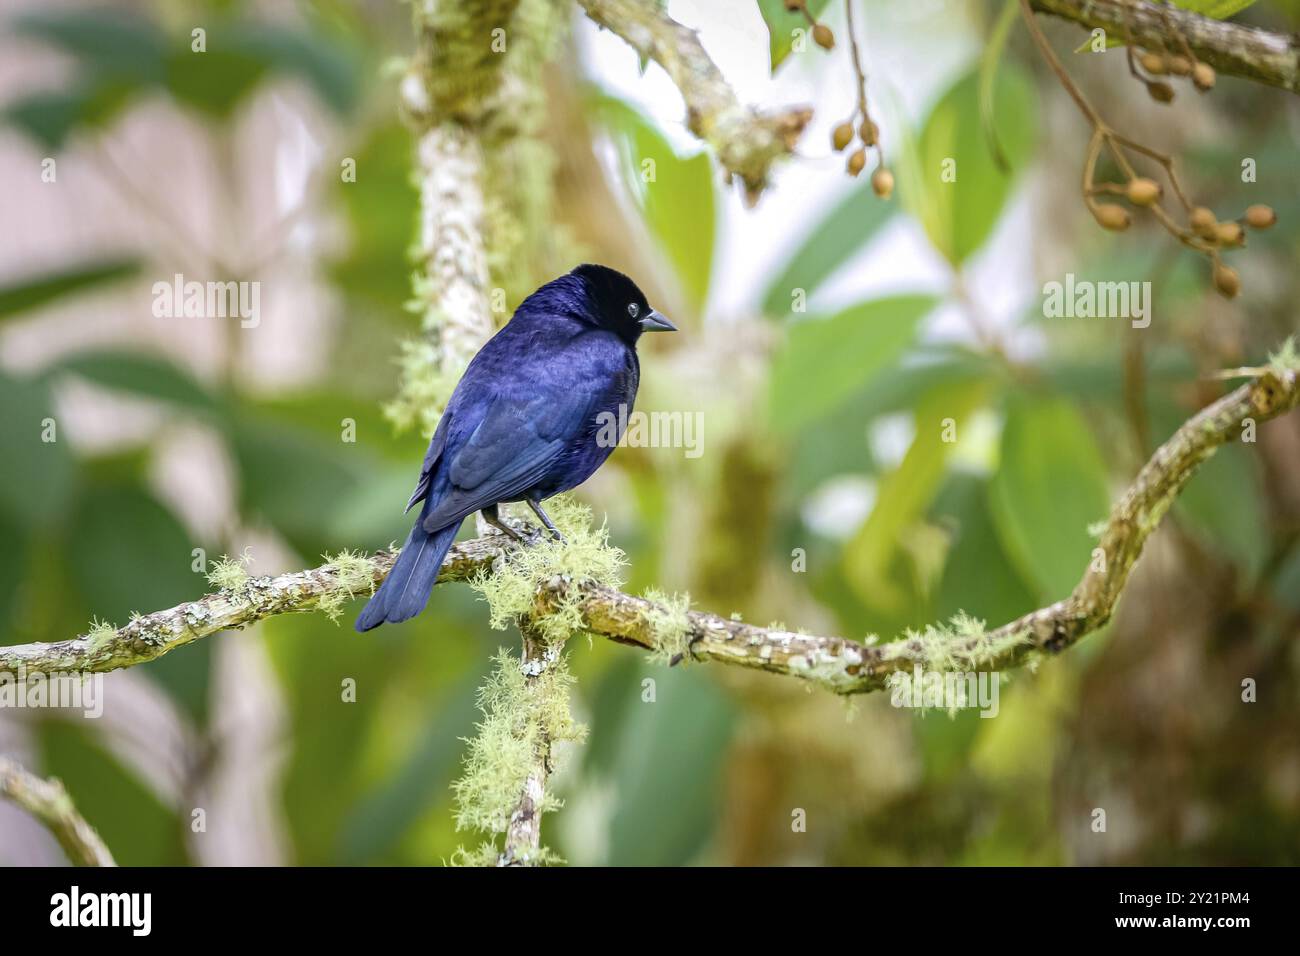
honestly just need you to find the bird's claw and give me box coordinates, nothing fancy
[669,632,704,667]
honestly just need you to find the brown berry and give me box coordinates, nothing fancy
[813,24,834,50]
[1140,52,1167,75]
[1213,263,1240,299]
[1192,62,1216,91]
[1093,203,1131,232]
[1190,206,1217,239]
[1244,204,1277,229]
[1126,178,1162,207]
[1168,55,1192,76]
[871,167,894,199]
[783,0,805,10]
[860,119,878,146]
[832,122,854,151]
[846,148,866,177]
[1147,81,1174,103]
[1216,222,1244,247]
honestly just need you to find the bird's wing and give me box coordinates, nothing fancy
[418,387,602,531]
[403,413,451,513]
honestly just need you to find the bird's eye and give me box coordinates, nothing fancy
[627,303,640,319]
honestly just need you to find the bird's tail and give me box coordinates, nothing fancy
[354,518,461,632]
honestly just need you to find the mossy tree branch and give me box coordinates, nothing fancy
[576,0,813,204]
[1031,0,1300,93]
[498,623,562,866]
[0,756,116,867]
[400,1,520,371]
[5,366,1295,695]
[393,0,565,436]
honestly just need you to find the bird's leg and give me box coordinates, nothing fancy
[527,498,566,543]
[481,504,528,543]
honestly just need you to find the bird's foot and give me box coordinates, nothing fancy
[526,499,566,544]
[668,632,704,668]
[481,505,533,544]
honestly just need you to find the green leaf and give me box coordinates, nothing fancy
[38,721,188,865]
[1178,0,1257,17]
[337,672,484,863]
[229,415,367,557]
[606,666,735,866]
[933,473,1037,626]
[769,295,937,433]
[64,484,202,627]
[0,511,28,632]
[0,259,139,319]
[988,394,1112,601]
[842,378,988,615]
[12,8,169,83]
[49,350,218,413]
[591,96,715,313]
[760,181,896,317]
[0,372,75,530]
[1170,425,1266,581]
[757,0,832,71]
[917,64,1038,263]
[978,0,1020,173]
[327,122,417,313]
[785,348,995,502]
[165,22,360,118]
[2,82,138,151]
[227,23,360,115]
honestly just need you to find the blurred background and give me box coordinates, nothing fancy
[1,0,1298,865]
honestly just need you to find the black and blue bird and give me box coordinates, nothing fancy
[355,264,675,632]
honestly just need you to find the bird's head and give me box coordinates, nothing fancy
[567,263,676,345]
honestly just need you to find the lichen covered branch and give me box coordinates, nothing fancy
[0,756,116,866]
[1032,0,1300,93]
[497,624,563,866]
[5,366,1295,696]
[576,0,812,204]
[392,0,555,435]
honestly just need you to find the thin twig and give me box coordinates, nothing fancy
[0,756,116,866]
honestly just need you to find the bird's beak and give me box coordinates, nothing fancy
[638,309,677,333]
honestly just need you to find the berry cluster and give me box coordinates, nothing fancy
[1018,0,1279,300]
[1090,161,1276,297]
[1135,47,1215,102]
[809,0,892,198]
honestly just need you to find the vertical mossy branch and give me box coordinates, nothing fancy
[449,637,584,867]
[391,0,524,435]
[499,624,562,866]
[456,498,609,865]
[0,756,116,867]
